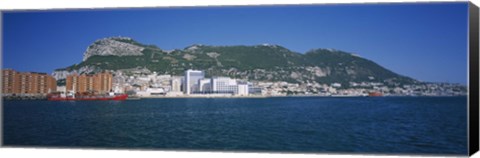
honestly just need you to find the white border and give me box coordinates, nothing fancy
[0,147,467,158]
[0,0,478,158]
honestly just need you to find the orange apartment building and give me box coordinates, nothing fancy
[66,72,113,93]
[2,69,57,95]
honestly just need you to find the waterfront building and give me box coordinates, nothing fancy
[2,69,17,94]
[211,77,238,94]
[184,70,204,94]
[237,84,249,96]
[198,78,212,93]
[136,87,166,97]
[247,82,262,95]
[112,73,126,93]
[2,69,57,95]
[66,72,112,93]
[170,77,182,92]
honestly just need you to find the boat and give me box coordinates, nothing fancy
[47,91,128,101]
[368,92,383,97]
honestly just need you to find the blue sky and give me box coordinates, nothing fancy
[3,2,469,84]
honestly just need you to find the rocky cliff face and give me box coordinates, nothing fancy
[52,65,98,80]
[51,70,71,80]
[82,37,145,61]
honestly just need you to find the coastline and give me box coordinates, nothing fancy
[137,95,269,99]
[134,94,467,99]
[1,94,467,100]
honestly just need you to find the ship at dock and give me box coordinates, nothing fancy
[368,92,383,97]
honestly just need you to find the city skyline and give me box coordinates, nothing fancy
[3,2,469,84]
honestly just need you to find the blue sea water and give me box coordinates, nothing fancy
[2,97,468,155]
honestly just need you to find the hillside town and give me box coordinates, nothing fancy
[1,68,467,99]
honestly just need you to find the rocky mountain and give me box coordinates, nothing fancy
[82,37,145,61]
[53,37,417,87]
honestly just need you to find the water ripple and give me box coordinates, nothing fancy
[3,97,468,155]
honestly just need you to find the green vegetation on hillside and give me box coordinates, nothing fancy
[61,38,416,85]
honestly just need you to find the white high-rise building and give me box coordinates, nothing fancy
[184,70,204,94]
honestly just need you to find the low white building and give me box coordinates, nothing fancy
[136,87,166,97]
[331,83,342,88]
[212,77,237,94]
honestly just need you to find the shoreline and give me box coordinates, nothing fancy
[1,95,467,101]
[135,95,467,99]
[137,95,268,99]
